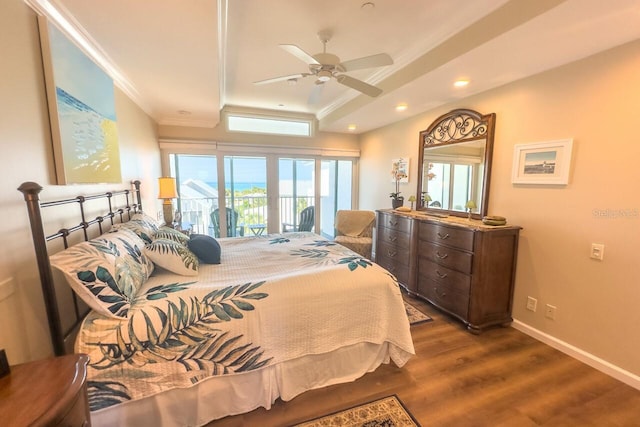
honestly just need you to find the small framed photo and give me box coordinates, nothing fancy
[512,139,573,185]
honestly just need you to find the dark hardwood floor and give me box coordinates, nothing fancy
[210,294,640,426]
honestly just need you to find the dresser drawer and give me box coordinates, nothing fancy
[377,241,411,267]
[420,276,470,320]
[418,240,473,273]
[418,258,471,295]
[376,256,410,285]
[419,222,474,251]
[377,225,411,247]
[378,212,413,234]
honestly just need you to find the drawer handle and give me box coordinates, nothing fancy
[435,270,448,279]
[437,232,450,240]
[435,251,448,259]
[389,235,397,242]
[387,250,397,257]
[434,287,446,298]
[389,220,398,226]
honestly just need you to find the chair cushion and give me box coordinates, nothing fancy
[335,235,373,259]
[187,234,222,264]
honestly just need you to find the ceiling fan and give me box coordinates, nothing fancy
[254,31,393,104]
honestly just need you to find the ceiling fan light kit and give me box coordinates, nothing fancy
[254,32,393,102]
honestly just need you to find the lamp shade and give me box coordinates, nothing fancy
[465,200,477,210]
[158,177,177,199]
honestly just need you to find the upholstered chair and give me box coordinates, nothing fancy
[334,210,376,259]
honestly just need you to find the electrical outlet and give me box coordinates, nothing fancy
[545,304,557,320]
[526,296,537,312]
[590,243,605,261]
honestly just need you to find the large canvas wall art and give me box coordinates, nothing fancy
[38,16,122,184]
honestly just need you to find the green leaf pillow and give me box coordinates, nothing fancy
[50,228,154,318]
[154,226,190,245]
[144,238,199,276]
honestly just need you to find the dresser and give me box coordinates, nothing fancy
[0,353,91,426]
[376,210,521,333]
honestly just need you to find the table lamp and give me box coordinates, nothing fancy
[408,195,416,210]
[158,177,178,226]
[422,193,432,207]
[465,200,477,220]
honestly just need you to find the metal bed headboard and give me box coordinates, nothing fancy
[18,180,142,356]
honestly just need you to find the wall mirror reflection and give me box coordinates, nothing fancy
[417,109,496,218]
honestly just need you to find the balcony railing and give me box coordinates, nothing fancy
[177,196,313,236]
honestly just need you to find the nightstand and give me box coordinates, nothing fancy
[0,354,91,426]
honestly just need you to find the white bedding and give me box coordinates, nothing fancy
[76,232,415,426]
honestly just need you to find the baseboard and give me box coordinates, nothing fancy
[511,320,640,391]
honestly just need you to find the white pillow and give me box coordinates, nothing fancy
[50,228,153,318]
[144,238,199,276]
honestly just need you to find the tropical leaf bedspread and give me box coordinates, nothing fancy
[76,232,415,413]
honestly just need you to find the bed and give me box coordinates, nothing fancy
[19,181,415,427]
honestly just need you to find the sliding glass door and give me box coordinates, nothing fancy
[169,152,355,238]
[279,158,315,232]
[224,156,267,237]
[320,160,353,238]
[170,154,218,235]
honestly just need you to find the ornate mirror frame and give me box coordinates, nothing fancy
[416,108,496,219]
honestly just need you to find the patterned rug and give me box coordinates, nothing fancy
[404,301,432,326]
[293,395,420,427]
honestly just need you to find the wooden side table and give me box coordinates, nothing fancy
[0,354,91,426]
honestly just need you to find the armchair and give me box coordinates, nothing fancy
[211,208,244,238]
[334,210,375,259]
[282,205,314,232]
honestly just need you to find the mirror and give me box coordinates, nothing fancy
[416,109,495,219]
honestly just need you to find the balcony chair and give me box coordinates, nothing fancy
[210,207,244,238]
[282,205,314,232]
[334,210,376,259]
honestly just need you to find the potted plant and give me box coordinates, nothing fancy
[390,161,407,208]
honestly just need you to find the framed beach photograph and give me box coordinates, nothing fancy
[511,139,573,185]
[38,16,122,184]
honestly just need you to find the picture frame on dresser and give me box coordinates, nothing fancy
[511,139,573,185]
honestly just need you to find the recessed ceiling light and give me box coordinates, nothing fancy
[454,79,470,88]
[395,103,408,112]
[348,124,357,131]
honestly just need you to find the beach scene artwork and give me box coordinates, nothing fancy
[523,150,556,175]
[39,17,121,184]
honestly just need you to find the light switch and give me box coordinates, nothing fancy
[590,243,605,261]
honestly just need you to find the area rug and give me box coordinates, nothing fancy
[293,395,420,427]
[404,301,432,326]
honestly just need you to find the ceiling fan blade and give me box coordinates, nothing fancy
[279,44,320,65]
[308,81,325,105]
[339,53,393,72]
[336,75,383,97]
[254,73,309,85]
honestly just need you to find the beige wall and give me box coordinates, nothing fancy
[359,39,640,378]
[0,2,161,364]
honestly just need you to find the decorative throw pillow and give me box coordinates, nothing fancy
[113,219,155,244]
[144,238,199,276]
[50,228,154,318]
[154,226,190,245]
[187,234,222,264]
[131,212,162,231]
